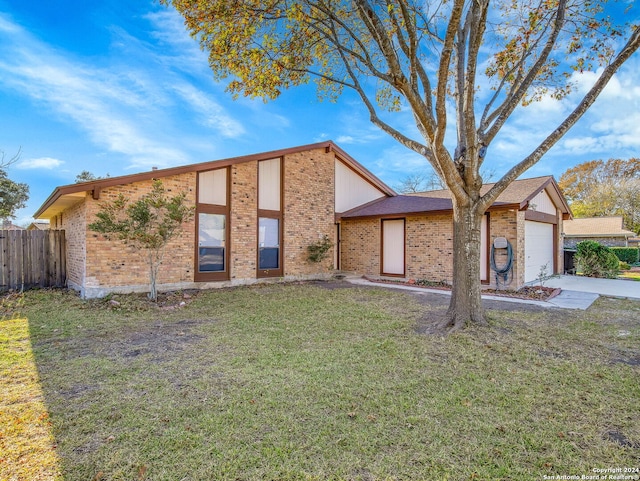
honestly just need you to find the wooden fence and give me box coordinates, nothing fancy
[0,230,66,291]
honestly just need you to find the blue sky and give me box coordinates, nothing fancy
[1,0,639,225]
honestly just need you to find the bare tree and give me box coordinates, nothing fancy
[0,148,29,221]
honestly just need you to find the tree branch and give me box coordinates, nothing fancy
[480,26,640,211]
[480,0,567,143]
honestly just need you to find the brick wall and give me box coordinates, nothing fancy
[229,161,258,280]
[283,149,335,275]
[341,208,526,289]
[405,214,453,282]
[340,218,381,275]
[84,174,196,290]
[557,214,564,274]
[61,148,338,296]
[488,209,522,288]
[59,197,88,290]
[564,236,628,248]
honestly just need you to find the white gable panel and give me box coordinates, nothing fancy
[529,189,556,215]
[259,158,281,211]
[199,169,227,206]
[335,160,386,213]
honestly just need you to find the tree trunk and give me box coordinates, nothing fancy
[441,201,488,331]
[148,251,160,301]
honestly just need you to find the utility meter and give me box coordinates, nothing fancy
[493,237,508,249]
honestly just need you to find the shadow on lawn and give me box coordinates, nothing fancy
[6,284,640,480]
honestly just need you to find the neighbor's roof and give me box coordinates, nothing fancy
[340,176,570,219]
[409,176,568,208]
[27,221,50,230]
[563,217,635,237]
[34,141,395,219]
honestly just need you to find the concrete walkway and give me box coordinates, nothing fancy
[544,275,640,300]
[345,276,640,310]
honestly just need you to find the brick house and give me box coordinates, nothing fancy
[34,142,392,298]
[339,176,571,288]
[35,142,570,297]
[563,217,636,248]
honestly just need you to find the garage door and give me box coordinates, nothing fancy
[524,221,554,283]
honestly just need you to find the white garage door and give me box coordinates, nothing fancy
[524,221,554,283]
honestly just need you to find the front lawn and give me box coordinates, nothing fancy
[1,283,639,480]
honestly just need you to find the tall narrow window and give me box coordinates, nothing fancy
[198,213,225,272]
[258,217,279,270]
[196,167,229,281]
[257,158,283,277]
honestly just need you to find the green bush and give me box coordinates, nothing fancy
[610,247,639,264]
[574,241,620,279]
[306,235,333,263]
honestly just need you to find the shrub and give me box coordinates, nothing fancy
[619,261,631,271]
[307,235,333,263]
[574,241,620,279]
[610,247,639,264]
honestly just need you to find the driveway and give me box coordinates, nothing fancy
[544,275,640,300]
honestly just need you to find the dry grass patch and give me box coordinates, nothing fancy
[2,283,639,480]
[0,296,62,481]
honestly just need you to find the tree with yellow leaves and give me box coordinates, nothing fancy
[164,0,640,331]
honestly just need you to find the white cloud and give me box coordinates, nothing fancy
[172,83,245,138]
[372,145,430,184]
[0,11,245,170]
[17,157,64,170]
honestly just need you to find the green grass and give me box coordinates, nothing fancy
[2,283,640,480]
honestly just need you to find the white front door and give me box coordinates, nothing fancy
[481,214,488,281]
[382,219,405,276]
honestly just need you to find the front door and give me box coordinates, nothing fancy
[382,219,405,276]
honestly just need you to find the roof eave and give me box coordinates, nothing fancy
[35,141,396,219]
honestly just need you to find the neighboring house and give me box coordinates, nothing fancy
[1,220,25,230]
[339,176,571,287]
[563,217,636,248]
[27,221,50,231]
[34,141,571,297]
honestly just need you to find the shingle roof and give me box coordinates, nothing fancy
[563,217,635,237]
[340,195,454,218]
[409,176,558,205]
[341,176,569,219]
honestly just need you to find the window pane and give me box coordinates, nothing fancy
[199,247,225,272]
[258,217,279,269]
[259,247,279,269]
[258,218,279,247]
[199,213,225,272]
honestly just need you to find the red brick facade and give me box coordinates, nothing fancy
[51,148,337,297]
[39,143,567,297]
[340,208,550,290]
